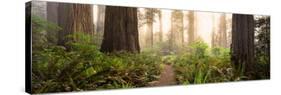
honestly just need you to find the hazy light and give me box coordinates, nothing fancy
[93,6,232,47]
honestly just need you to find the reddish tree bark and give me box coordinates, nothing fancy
[57,3,93,46]
[101,6,140,53]
[231,14,255,77]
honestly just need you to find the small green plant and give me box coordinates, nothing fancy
[190,40,209,59]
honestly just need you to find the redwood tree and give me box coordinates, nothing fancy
[145,8,154,47]
[158,10,163,42]
[57,3,94,46]
[171,10,184,46]
[47,2,59,44]
[100,6,140,53]
[231,14,255,77]
[218,14,227,48]
[187,11,195,45]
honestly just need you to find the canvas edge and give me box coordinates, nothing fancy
[25,1,32,94]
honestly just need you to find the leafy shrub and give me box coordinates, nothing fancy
[31,15,61,49]
[190,40,209,59]
[173,41,236,84]
[32,32,162,93]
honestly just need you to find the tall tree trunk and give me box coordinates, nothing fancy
[145,8,154,47]
[101,6,140,53]
[57,3,94,79]
[31,1,47,19]
[47,2,58,44]
[265,17,270,62]
[96,6,106,33]
[231,14,255,77]
[171,10,184,46]
[218,14,227,48]
[188,11,195,45]
[180,12,184,44]
[169,14,174,51]
[47,2,58,24]
[57,3,94,46]
[211,14,216,47]
[159,11,163,42]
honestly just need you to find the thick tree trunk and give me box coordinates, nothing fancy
[100,6,140,53]
[231,14,255,77]
[188,11,195,45]
[57,4,94,46]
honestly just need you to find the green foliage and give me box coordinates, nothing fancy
[142,41,234,84]
[253,16,270,79]
[190,41,209,59]
[211,47,231,63]
[173,41,237,84]
[32,15,61,33]
[31,15,61,49]
[255,16,270,65]
[32,32,161,93]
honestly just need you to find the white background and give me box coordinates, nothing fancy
[0,0,280,95]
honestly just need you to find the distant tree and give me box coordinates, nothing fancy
[218,14,227,48]
[171,10,184,46]
[187,11,195,45]
[96,6,106,33]
[46,2,59,44]
[101,6,140,53]
[231,14,255,77]
[145,8,155,47]
[226,15,232,48]
[137,9,147,27]
[211,14,216,47]
[47,2,58,24]
[158,10,163,42]
[212,14,228,48]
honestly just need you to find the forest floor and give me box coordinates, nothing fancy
[153,64,177,86]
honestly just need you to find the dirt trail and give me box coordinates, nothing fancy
[149,64,176,86]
